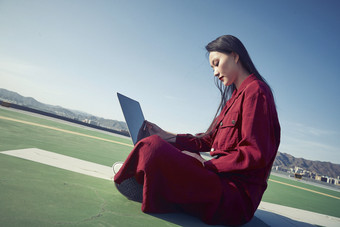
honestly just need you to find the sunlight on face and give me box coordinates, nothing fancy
[209,51,238,87]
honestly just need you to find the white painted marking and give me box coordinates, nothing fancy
[256,201,340,227]
[1,148,113,181]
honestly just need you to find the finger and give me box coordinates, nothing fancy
[145,121,153,129]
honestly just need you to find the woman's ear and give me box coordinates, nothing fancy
[232,52,240,64]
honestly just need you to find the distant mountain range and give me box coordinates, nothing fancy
[274,152,340,179]
[0,88,128,132]
[1,88,339,179]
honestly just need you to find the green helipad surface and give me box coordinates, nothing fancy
[1,107,340,226]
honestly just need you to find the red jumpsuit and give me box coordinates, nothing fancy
[114,74,280,226]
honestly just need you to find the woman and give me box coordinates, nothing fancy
[114,35,280,226]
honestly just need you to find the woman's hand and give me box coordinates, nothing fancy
[145,121,177,142]
[182,150,206,167]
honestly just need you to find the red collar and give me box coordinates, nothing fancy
[229,73,257,102]
[220,74,258,116]
[235,73,257,96]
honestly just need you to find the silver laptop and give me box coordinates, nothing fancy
[117,93,146,145]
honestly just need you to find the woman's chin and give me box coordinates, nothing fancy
[223,81,231,86]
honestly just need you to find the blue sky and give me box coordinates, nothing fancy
[1,0,340,164]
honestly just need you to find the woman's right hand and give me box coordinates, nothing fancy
[144,121,164,135]
[145,121,177,142]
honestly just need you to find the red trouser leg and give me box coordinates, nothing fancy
[114,135,223,223]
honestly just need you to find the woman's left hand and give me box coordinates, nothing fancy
[182,151,206,167]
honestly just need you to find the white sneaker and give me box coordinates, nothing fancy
[115,177,143,203]
[112,162,124,175]
[112,161,143,203]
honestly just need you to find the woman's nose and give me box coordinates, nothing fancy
[214,68,219,77]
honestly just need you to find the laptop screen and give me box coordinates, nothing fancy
[117,93,145,145]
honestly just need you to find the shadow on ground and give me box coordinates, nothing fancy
[149,209,316,227]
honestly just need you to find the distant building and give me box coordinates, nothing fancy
[272,165,290,172]
[294,166,304,174]
[272,165,340,186]
[294,173,303,179]
[320,176,328,183]
[83,119,98,125]
[89,120,98,126]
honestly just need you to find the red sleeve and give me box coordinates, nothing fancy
[171,133,213,153]
[204,87,279,173]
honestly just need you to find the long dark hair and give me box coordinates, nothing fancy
[205,35,272,133]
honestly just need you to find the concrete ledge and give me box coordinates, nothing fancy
[1,148,113,181]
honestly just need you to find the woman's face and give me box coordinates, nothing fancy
[209,51,239,87]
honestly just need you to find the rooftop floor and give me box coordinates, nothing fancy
[1,107,339,226]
